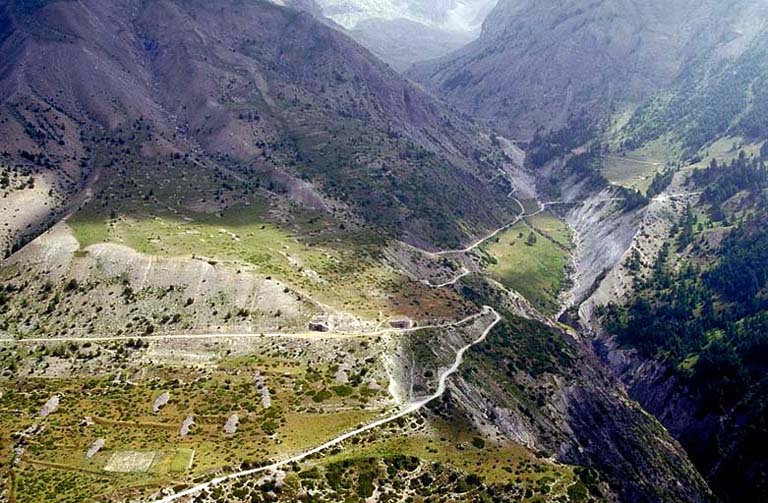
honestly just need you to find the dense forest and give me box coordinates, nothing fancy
[605,153,768,405]
[602,152,768,499]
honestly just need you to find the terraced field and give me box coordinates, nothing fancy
[0,333,393,502]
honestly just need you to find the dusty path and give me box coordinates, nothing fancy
[420,266,472,288]
[419,197,571,288]
[145,194,534,501]
[152,306,501,503]
[434,196,544,256]
[0,311,488,345]
[2,178,535,502]
[434,197,588,258]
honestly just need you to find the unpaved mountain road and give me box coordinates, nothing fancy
[434,196,542,256]
[421,197,570,288]
[0,311,488,345]
[147,184,705,501]
[152,306,502,503]
[2,190,548,503]
[148,194,546,501]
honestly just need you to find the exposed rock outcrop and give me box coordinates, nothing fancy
[404,278,715,503]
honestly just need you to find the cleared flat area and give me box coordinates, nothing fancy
[485,212,572,315]
[104,451,157,473]
[602,155,663,192]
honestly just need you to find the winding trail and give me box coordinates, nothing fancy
[434,196,545,256]
[152,306,501,503]
[420,266,471,288]
[146,183,706,502]
[6,185,560,502]
[418,197,571,288]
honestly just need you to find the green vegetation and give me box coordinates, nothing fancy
[0,311,602,503]
[484,215,571,315]
[645,168,676,199]
[620,35,768,159]
[0,333,392,502]
[169,449,195,473]
[473,311,576,380]
[602,151,768,501]
[527,116,597,169]
[601,155,664,193]
[46,135,470,324]
[193,413,604,503]
[526,211,572,248]
[234,30,517,249]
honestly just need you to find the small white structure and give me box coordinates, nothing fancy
[389,317,414,330]
[308,317,331,332]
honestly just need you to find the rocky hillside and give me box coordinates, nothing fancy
[0,0,517,257]
[409,0,768,140]
[407,2,768,501]
[594,151,768,503]
[0,2,754,503]
[413,277,715,503]
[618,27,768,159]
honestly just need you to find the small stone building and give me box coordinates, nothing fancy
[389,317,414,330]
[309,316,331,332]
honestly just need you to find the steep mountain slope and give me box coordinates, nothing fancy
[406,2,768,502]
[436,278,714,503]
[0,2,726,503]
[595,151,768,503]
[409,0,768,140]
[0,0,516,257]
[619,28,768,158]
[314,0,496,70]
[526,12,768,503]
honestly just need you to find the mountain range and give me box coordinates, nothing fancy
[410,0,768,140]
[313,0,497,70]
[1,1,768,503]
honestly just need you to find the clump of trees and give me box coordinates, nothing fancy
[692,152,767,221]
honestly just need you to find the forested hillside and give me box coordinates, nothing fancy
[603,151,768,501]
[619,31,768,158]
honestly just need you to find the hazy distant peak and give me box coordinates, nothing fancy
[317,0,497,34]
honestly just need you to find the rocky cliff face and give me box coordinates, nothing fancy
[593,331,768,503]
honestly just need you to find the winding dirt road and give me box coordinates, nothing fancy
[152,306,501,503]
[419,197,570,288]
[2,190,538,503]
